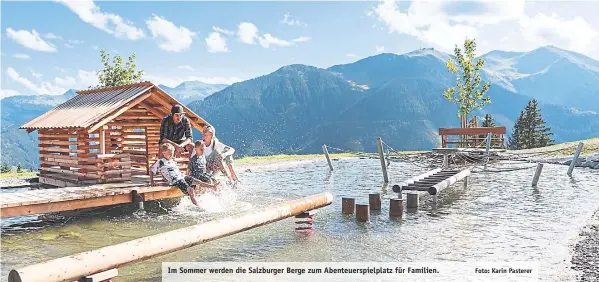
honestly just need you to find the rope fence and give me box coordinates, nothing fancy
[323,139,580,175]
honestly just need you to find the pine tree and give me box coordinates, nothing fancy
[1,163,11,173]
[17,163,22,173]
[508,111,524,149]
[481,114,496,127]
[508,99,554,149]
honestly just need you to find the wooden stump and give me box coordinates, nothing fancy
[355,204,370,222]
[389,199,403,218]
[341,197,355,215]
[369,193,381,211]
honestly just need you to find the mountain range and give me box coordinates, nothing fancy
[2,45,598,168]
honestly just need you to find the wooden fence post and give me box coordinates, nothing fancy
[376,138,389,183]
[532,163,543,187]
[322,144,333,171]
[567,143,584,176]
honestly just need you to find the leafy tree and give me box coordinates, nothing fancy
[444,38,491,128]
[16,163,22,173]
[92,49,144,89]
[508,99,554,149]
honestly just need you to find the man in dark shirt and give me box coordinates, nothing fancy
[159,104,193,154]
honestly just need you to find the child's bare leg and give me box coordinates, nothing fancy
[187,187,199,206]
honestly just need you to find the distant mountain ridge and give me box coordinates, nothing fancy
[189,46,599,156]
[2,46,598,167]
[158,81,228,105]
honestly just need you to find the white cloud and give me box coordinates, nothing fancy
[44,33,63,40]
[237,22,309,49]
[68,39,84,44]
[55,67,68,73]
[517,13,599,56]
[259,34,293,48]
[145,73,242,88]
[292,36,310,43]
[376,45,385,53]
[64,43,75,48]
[205,32,229,53]
[372,0,599,59]
[57,0,145,40]
[281,13,307,27]
[346,53,357,57]
[6,28,57,52]
[213,26,234,36]
[30,70,43,79]
[238,22,259,44]
[6,68,98,95]
[13,53,31,59]
[78,70,99,89]
[7,67,66,94]
[0,89,20,99]
[146,14,196,52]
[178,65,196,71]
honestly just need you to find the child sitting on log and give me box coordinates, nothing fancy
[188,140,220,191]
[150,143,217,206]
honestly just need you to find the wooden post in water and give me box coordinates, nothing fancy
[369,193,381,211]
[7,193,333,282]
[406,193,419,209]
[484,133,491,170]
[389,199,403,218]
[355,204,370,222]
[376,138,389,183]
[567,142,584,176]
[532,163,543,187]
[341,197,355,215]
[322,144,334,171]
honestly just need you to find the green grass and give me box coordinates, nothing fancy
[506,137,598,157]
[0,171,37,179]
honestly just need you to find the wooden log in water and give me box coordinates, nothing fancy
[428,169,471,195]
[394,168,443,191]
[8,192,333,282]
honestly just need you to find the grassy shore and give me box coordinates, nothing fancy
[507,137,598,157]
[0,171,37,179]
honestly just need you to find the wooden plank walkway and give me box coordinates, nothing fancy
[0,180,184,218]
[392,168,471,195]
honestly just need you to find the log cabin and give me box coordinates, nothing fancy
[20,81,211,187]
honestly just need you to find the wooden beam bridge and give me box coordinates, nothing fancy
[392,168,471,196]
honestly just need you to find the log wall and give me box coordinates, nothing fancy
[38,128,133,186]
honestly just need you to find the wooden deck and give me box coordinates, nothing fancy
[0,178,184,218]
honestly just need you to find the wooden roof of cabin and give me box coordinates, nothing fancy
[20,81,211,133]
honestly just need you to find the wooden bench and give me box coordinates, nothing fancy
[439,127,506,149]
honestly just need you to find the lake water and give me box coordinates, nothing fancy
[1,158,599,281]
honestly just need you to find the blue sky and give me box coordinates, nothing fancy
[2,0,599,98]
